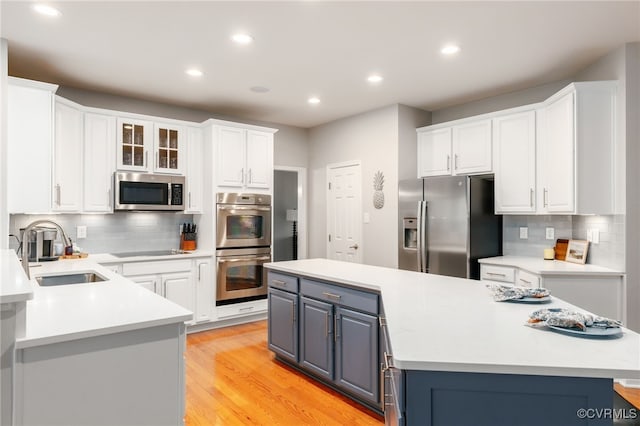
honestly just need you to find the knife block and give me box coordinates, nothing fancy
[180,232,197,251]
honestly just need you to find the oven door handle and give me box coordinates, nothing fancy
[218,255,272,263]
[217,206,271,212]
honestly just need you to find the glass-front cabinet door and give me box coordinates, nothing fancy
[117,118,152,171]
[154,123,184,174]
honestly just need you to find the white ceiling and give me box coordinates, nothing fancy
[2,1,639,128]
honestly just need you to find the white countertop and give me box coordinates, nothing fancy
[265,259,640,379]
[15,257,192,349]
[479,256,624,276]
[0,250,33,304]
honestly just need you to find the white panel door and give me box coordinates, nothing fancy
[540,92,575,213]
[83,113,115,212]
[129,274,159,293]
[417,128,451,177]
[216,126,246,188]
[327,163,362,263]
[163,272,195,324]
[493,111,536,213]
[452,119,492,175]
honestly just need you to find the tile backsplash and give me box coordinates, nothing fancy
[503,214,625,271]
[9,213,194,255]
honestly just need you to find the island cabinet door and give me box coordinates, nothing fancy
[334,307,379,406]
[299,296,334,380]
[268,288,298,363]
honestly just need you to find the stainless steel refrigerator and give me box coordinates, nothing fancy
[398,175,502,279]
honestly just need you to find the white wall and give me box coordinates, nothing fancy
[308,105,398,267]
[307,104,430,268]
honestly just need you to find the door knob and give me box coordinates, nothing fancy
[349,244,359,250]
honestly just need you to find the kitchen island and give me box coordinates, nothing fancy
[265,259,640,426]
[1,250,192,426]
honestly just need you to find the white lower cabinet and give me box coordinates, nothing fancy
[121,259,196,325]
[106,257,214,326]
[480,263,625,322]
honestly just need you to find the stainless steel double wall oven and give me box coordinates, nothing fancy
[215,193,272,305]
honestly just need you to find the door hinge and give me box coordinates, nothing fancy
[328,234,331,242]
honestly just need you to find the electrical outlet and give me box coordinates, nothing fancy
[545,227,555,240]
[76,225,87,239]
[519,227,528,239]
[587,229,593,242]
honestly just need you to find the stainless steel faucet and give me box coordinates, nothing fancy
[20,220,72,279]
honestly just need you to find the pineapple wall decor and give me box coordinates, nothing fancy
[373,171,385,209]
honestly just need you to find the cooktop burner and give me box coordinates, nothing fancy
[111,249,185,258]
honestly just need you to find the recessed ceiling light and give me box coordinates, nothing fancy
[250,86,270,93]
[441,44,461,55]
[367,74,383,84]
[308,97,321,105]
[185,68,203,77]
[32,4,61,17]
[232,33,254,45]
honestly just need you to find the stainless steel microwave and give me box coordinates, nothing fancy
[114,172,185,211]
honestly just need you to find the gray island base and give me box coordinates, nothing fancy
[265,259,640,426]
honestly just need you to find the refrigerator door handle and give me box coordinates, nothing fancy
[417,201,428,273]
[416,201,423,272]
[423,201,429,273]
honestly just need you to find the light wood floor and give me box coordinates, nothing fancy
[185,320,640,425]
[185,320,384,425]
[615,382,640,410]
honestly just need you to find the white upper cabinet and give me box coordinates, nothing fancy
[245,130,273,189]
[7,78,57,214]
[451,119,492,175]
[83,113,115,212]
[216,126,246,188]
[153,123,185,174]
[417,119,492,178]
[116,117,153,172]
[537,81,616,215]
[493,110,537,214]
[53,97,84,212]
[214,124,275,192]
[185,126,203,213]
[417,128,451,177]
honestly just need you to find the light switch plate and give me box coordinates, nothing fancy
[519,227,528,239]
[363,212,370,224]
[76,225,87,239]
[592,229,600,244]
[545,227,555,240]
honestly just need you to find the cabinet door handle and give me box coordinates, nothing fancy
[197,263,202,281]
[334,316,339,342]
[272,279,287,287]
[325,313,329,338]
[446,155,451,171]
[530,188,534,207]
[322,292,342,300]
[454,154,459,170]
[156,152,159,169]
[55,184,61,206]
[291,302,296,323]
[145,151,148,168]
[543,188,548,207]
[486,272,506,277]
[188,192,192,209]
[240,168,245,184]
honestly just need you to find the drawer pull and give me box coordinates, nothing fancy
[239,306,254,312]
[519,279,532,284]
[322,292,342,300]
[486,272,507,277]
[272,279,287,286]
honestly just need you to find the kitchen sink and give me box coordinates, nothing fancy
[35,272,108,286]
